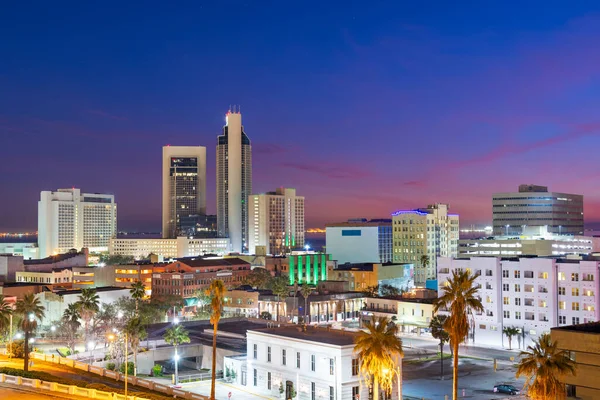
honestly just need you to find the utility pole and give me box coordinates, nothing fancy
[125,332,128,398]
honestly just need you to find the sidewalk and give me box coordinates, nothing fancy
[180,380,278,400]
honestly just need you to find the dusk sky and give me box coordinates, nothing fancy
[3,1,600,232]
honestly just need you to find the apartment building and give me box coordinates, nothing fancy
[327,262,414,292]
[16,267,73,285]
[109,237,231,259]
[392,204,459,284]
[438,257,600,348]
[239,326,370,400]
[325,219,393,264]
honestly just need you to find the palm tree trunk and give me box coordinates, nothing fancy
[373,376,379,400]
[508,336,512,350]
[210,321,219,400]
[277,296,280,322]
[304,297,308,324]
[453,340,459,400]
[134,343,137,376]
[24,330,30,372]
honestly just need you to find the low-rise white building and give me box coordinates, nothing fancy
[109,237,231,259]
[438,257,600,348]
[230,326,371,400]
[16,267,72,284]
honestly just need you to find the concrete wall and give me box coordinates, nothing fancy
[326,226,380,264]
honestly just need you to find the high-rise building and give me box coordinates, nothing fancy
[38,188,117,257]
[325,219,393,264]
[248,188,304,255]
[492,184,584,236]
[217,108,252,253]
[392,204,459,284]
[162,146,206,239]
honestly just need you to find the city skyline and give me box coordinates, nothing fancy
[3,2,600,232]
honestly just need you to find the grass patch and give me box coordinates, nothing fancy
[0,366,172,400]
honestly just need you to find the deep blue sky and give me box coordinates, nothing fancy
[2,1,600,232]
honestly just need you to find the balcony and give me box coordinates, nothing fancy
[524,271,534,279]
[524,285,535,293]
[525,313,535,321]
[539,314,548,322]
[538,286,548,293]
[524,299,534,307]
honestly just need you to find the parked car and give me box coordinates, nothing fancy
[493,384,520,395]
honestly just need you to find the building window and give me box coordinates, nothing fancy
[515,312,521,320]
[572,317,580,325]
[352,358,359,376]
[297,352,301,368]
[572,302,580,311]
[503,311,510,319]
[558,272,565,281]
[502,284,509,292]
[330,386,334,400]
[515,298,521,306]
[502,270,509,278]
[311,382,316,400]
[559,301,566,310]
[559,316,566,324]
[503,297,509,305]
[267,346,271,362]
[267,372,271,390]
[352,386,360,400]
[572,288,579,296]
[571,273,579,282]
[253,369,257,386]
[559,287,565,295]
[514,270,520,279]
[311,354,316,371]
[253,344,257,359]
[514,284,521,292]
[329,358,334,375]
[282,349,286,366]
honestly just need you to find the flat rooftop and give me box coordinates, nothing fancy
[248,325,359,346]
[552,322,600,334]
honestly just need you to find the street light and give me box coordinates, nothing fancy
[174,317,180,325]
[505,225,510,236]
[383,360,403,400]
[50,325,56,332]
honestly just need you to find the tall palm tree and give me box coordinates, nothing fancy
[62,303,81,355]
[15,293,45,371]
[433,269,484,400]
[516,333,576,399]
[420,255,430,280]
[124,316,147,376]
[0,295,13,337]
[300,283,312,324]
[206,280,225,400]
[76,288,100,345]
[429,315,450,379]
[503,326,520,350]
[130,281,146,312]
[270,276,289,322]
[164,324,190,385]
[354,316,403,400]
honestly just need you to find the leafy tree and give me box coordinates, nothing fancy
[99,254,135,265]
[516,333,576,399]
[8,339,25,358]
[129,281,146,312]
[503,326,521,350]
[0,295,13,336]
[354,316,403,400]
[433,270,484,400]
[269,276,289,322]
[124,316,147,376]
[380,284,400,298]
[207,280,225,400]
[76,288,100,345]
[15,293,45,371]
[362,285,380,297]
[244,267,272,288]
[300,283,313,324]
[164,324,190,385]
[259,311,272,320]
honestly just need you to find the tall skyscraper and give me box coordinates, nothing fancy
[248,188,305,255]
[162,146,206,239]
[217,108,252,253]
[493,184,584,236]
[38,188,117,257]
[392,203,459,284]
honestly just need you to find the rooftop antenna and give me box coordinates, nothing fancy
[228,104,232,113]
[238,104,241,114]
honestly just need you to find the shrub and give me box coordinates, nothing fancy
[119,361,134,375]
[152,364,163,377]
[260,311,272,320]
[7,340,25,358]
[106,362,116,371]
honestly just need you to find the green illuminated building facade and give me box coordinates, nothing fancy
[288,253,329,285]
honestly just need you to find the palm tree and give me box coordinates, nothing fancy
[516,333,576,399]
[270,276,289,322]
[124,316,147,376]
[420,255,430,280]
[354,316,404,400]
[433,269,484,400]
[164,324,190,385]
[300,283,312,324]
[129,281,146,312]
[62,303,81,355]
[206,280,225,400]
[430,315,450,379]
[76,288,100,345]
[0,295,13,337]
[503,326,520,350]
[15,293,45,371]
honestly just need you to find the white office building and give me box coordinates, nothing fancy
[228,326,370,400]
[437,257,600,348]
[162,146,207,239]
[38,189,117,258]
[109,237,231,259]
[493,184,584,236]
[249,188,305,255]
[325,219,392,264]
[217,108,252,253]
